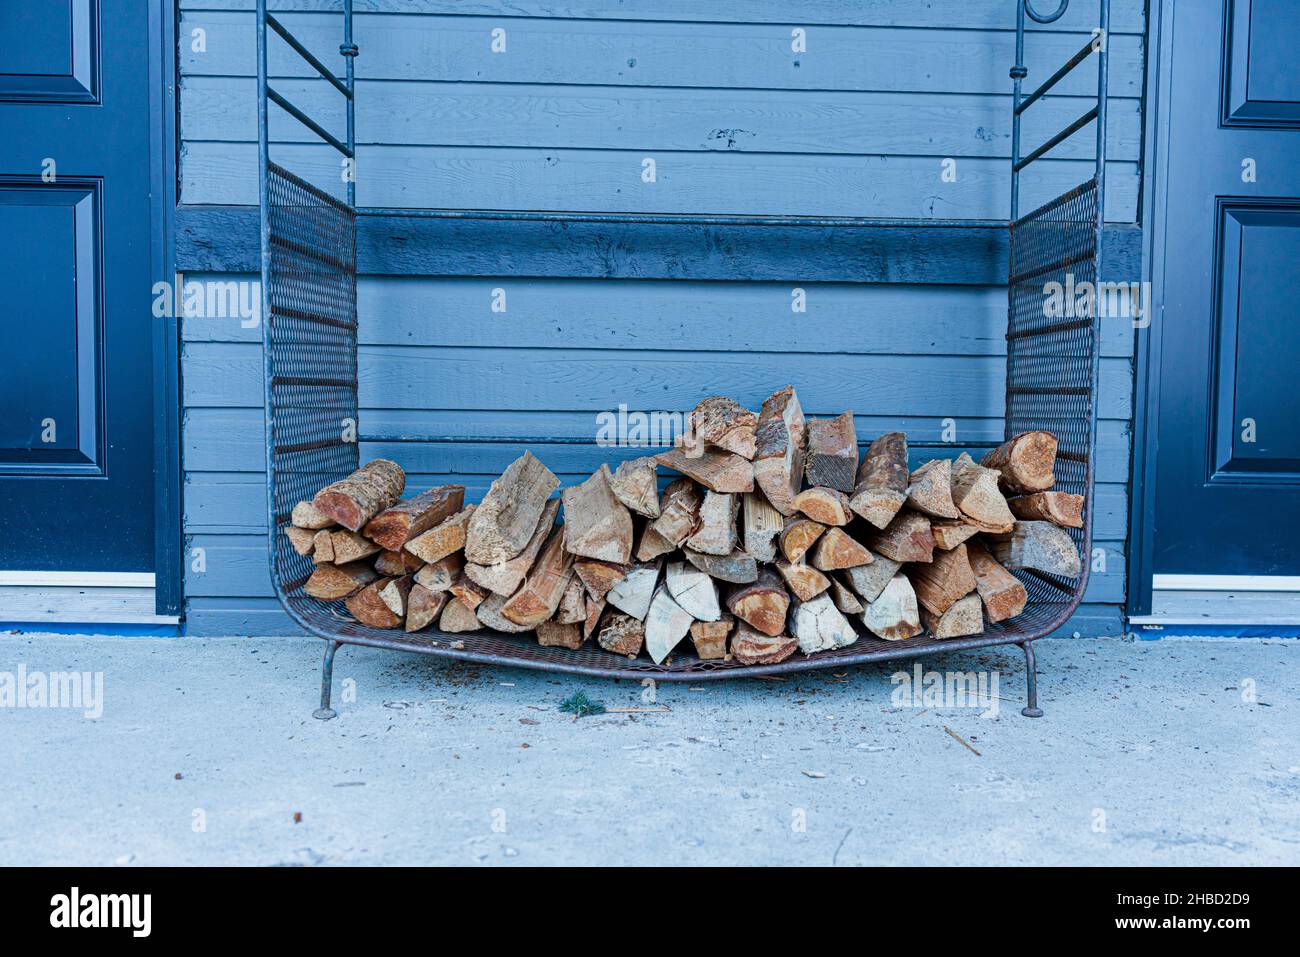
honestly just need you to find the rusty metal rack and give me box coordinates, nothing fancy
[257,0,1110,718]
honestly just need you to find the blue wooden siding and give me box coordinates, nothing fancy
[177,0,1141,636]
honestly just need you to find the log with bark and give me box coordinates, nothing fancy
[683,547,758,584]
[463,498,560,596]
[655,446,754,494]
[292,500,335,530]
[363,484,465,551]
[464,451,560,564]
[284,525,317,557]
[311,529,335,564]
[1007,491,1084,528]
[375,548,426,578]
[792,486,852,526]
[906,542,977,617]
[860,574,923,641]
[689,396,758,459]
[562,465,634,563]
[405,505,476,564]
[809,527,873,571]
[313,459,405,532]
[869,510,935,563]
[950,453,1015,533]
[981,431,1058,494]
[850,432,908,529]
[378,575,415,617]
[644,586,694,664]
[965,541,1028,622]
[598,613,645,657]
[690,615,734,660]
[906,459,961,519]
[304,561,379,601]
[775,559,831,602]
[922,592,983,639]
[330,529,381,566]
[449,574,490,612]
[841,551,903,604]
[536,621,584,650]
[790,592,858,654]
[605,561,662,620]
[573,558,629,599]
[650,478,703,547]
[412,553,462,592]
[684,491,738,556]
[930,519,980,551]
[608,456,659,518]
[556,576,587,625]
[988,520,1082,578]
[346,577,405,629]
[804,411,858,493]
[741,490,783,563]
[474,593,535,634]
[730,622,797,665]
[500,527,576,627]
[752,385,806,515]
[405,584,449,633]
[725,567,790,637]
[828,576,864,615]
[779,516,825,564]
[439,596,482,633]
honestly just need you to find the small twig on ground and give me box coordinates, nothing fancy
[604,706,670,714]
[944,725,981,757]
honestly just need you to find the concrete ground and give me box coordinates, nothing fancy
[0,632,1297,866]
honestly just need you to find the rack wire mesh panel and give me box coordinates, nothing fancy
[265,162,359,611]
[1001,177,1100,636]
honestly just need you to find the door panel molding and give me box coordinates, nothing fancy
[0,0,99,103]
[1221,0,1300,127]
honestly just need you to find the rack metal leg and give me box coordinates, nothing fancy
[313,640,340,721]
[1019,640,1043,718]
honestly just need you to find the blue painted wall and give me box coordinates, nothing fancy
[177,0,1141,636]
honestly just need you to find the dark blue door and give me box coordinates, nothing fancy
[0,0,155,572]
[1153,0,1300,575]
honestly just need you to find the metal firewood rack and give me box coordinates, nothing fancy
[257,0,1110,718]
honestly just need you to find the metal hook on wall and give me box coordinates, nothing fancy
[1024,0,1070,23]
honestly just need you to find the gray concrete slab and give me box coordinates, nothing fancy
[0,633,1296,866]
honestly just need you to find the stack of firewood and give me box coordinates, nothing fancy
[285,386,1083,665]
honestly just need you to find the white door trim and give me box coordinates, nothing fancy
[1152,574,1300,593]
[0,571,156,588]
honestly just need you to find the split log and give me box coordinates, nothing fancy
[725,567,790,637]
[573,558,628,599]
[741,490,783,563]
[464,451,560,564]
[583,596,607,641]
[982,431,1058,493]
[598,613,645,657]
[860,574,922,641]
[689,396,758,459]
[906,459,961,519]
[965,542,1028,622]
[988,520,1082,578]
[606,561,662,621]
[363,484,465,551]
[1008,491,1084,528]
[501,528,576,627]
[378,575,415,617]
[562,465,634,563]
[412,553,462,592]
[439,596,482,633]
[330,529,381,566]
[775,559,831,603]
[346,577,404,629]
[841,552,903,603]
[304,561,378,601]
[475,593,535,634]
[792,487,852,526]
[375,548,426,578]
[284,526,317,557]
[405,504,476,564]
[779,516,825,563]
[906,543,977,616]
[645,586,694,664]
[849,432,908,529]
[869,511,935,563]
[291,500,334,530]
[536,620,584,650]
[635,523,677,562]
[922,593,983,639]
[313,459,405,532]
[690,615,734,660]
[809,527,873,571]
[608,456,659,518]
[556,576,587,625]
[311,529,335,564]
[449,575,490,612]
[405,584,449,633]
[790,592,858,654]
[464,498,560,596]
[930,519,980,551]
[950,453,1015,533]
[828,576,864,615]
[649,478,703,546]
[730,622,797,665]
[665,560,722,621]
[683,547,758,584]
[655,446,754,494]
[684,491,738,556]
[804,411,858,493]
[752,385,806,515]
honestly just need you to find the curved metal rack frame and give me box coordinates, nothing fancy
[256,0,1110,718]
